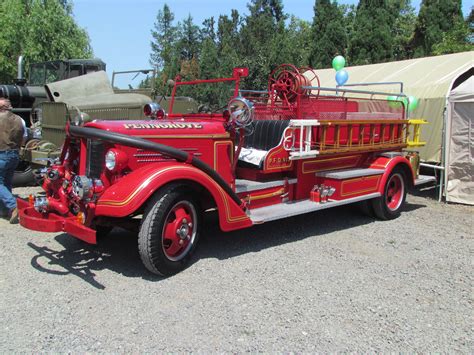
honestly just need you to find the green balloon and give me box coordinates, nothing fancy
[408,96,419,112]
[332,55,346,71]
[387,95,407,109]
[387,95,400,108]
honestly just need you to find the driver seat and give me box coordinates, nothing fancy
[239,120,290,168]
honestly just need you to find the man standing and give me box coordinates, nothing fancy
[0,98,26,224]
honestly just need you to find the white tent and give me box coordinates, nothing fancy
[445,76,474,205]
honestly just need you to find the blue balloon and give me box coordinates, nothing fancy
[336,69,349,86]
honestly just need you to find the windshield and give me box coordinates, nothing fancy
[171,79,237,115]
[112,70,154,90]
[29,62,61,85]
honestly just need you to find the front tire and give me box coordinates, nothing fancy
[371,167,407,220]
[138,185,200,276]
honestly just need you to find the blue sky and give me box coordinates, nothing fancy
[73,0,471,86]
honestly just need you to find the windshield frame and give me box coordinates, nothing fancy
[168,69,247,118]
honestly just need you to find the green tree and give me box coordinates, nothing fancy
[201,17,216,43]
[391,0,417,60]
[0,0,92,83]
[432,20,473,55]
[348,0,395,65]
[309,0,348,69]
[216,10,242,77]
[240,0,288,88]
[468,7,474,43]
[199,17,218,79]
[150,4,176,71]
[149,3,181,94]
[410,0,464,57]
[282,16,312,67]
[177,15,201,63]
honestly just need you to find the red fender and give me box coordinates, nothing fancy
[95,163,252,232]
[368,155,415,194]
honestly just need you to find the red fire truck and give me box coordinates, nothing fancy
[17,64,433,276]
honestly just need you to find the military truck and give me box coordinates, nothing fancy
[0,57,107,185]
[0,56,106,125]
[19,68,196,186]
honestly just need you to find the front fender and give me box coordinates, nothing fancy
[95,163,252,232]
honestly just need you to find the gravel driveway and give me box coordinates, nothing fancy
[0,187,472,352]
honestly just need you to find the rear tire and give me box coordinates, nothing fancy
[138,184,200,276]
[358,200,375,217]
[371,167,407,220]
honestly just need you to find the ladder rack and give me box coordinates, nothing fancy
[283,118,423,159]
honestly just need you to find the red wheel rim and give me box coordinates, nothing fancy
[161,201,197,261]
[386,173,404,211]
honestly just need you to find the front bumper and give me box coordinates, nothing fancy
[17,198,97,244]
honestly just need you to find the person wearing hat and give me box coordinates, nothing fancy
[0,98,27,224]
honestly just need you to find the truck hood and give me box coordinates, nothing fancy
[46,71,151,109]
[85,119,229,138]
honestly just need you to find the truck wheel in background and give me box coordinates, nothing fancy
[12,164,36,187]
[371,167,407,220]
[138,184,201,276]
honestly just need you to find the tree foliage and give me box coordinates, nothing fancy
[410,0,465,57]
[348,0,397,65]
[149,1,471,92]
[432,20,473,55]
[309,0,347,69]
[0,0,92,83]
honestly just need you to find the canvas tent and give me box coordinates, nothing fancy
[445,76,474,205]
[312,51,473,163]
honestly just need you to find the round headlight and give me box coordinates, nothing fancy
[105,150,116,171]
[227,97,254,127]
[105,148,128,172]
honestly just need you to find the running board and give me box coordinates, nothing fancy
[248,192,381,224]
[414,174,437,186]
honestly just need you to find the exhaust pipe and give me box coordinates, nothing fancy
[17,55,24,80]
[15,55,26,86]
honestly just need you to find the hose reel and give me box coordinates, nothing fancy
[268,64,320,103]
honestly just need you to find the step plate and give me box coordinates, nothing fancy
[249,192,381,224]
[235,178,297,193]
[315,168,385,179]
[414,174,437,186]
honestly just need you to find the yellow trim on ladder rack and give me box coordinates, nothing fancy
[407,119,428,147]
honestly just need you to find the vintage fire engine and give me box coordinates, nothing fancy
[17,64,433,276]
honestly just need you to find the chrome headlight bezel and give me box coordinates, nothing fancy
[105,148,128,173]
[105,150,116,171]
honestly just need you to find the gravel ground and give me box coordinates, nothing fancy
[0,186,472,352]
